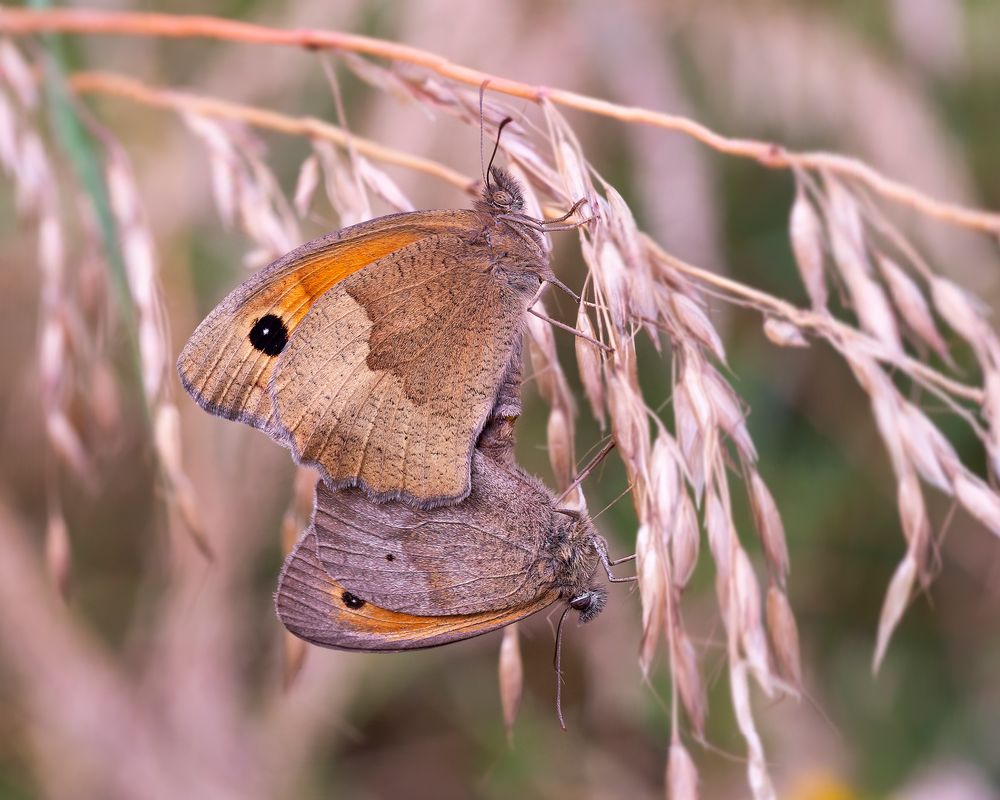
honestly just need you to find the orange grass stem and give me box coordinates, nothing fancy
[3,7,999,236]
[69,71,473,193]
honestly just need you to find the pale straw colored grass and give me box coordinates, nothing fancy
[2,10,1000,800]
[1,39,86,594]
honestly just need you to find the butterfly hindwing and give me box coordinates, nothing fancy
[275,528,555,651]
[309,450,557,616]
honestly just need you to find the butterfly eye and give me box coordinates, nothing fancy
[570,589,607,623]
[492,189,512,206]
[569,593,592,612]
[248,313,289,356]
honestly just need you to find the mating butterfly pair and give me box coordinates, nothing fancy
[177,162,627,718]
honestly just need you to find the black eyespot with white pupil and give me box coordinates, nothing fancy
[248,313,288,356]
[341,591,365,610]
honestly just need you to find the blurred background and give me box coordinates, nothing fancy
[1,1,999,798]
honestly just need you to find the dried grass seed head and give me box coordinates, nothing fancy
[875,253,950,362]
[789,187,828,309]
[636,522,665,677]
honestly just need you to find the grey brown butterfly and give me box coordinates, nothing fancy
[274,425,625,653]
[177,158,576,508]
[275,364,630,724]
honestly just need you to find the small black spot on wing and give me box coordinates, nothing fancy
[341,591,366,610]
[386,553,395,562]
[249,314,288,356]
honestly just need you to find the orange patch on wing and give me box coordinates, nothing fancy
[330,580,557,644]
[277,229,426,328]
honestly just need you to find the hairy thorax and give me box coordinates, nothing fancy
[469,206,550,286]
[545,512,601,601]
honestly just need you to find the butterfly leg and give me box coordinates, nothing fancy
[554,440,616,505]
[502,201,594,232]
[594,536,638,583]
[526,280,547,309]
[542,274,580,302]
[537,216,596,233]
[527,307,613,353]
[467,223,492,248]
[540,197,588,225]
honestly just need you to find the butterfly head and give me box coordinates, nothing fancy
[550,508,606,624]
[484,166,525,213]
[568,586,607,624]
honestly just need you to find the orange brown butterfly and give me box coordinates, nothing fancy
[177,119,588,508]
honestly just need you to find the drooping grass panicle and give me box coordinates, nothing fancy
[2,11,999,799]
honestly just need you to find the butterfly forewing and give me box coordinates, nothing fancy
[270,228,540,507]
[176,213,444,435]
[180,173,552,507]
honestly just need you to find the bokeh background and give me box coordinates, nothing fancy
[1,2,999,798]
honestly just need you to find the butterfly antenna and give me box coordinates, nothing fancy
[553,605,573,731]
[486,116,515,189]
[479,80,490,189]
[555,440,616,505]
